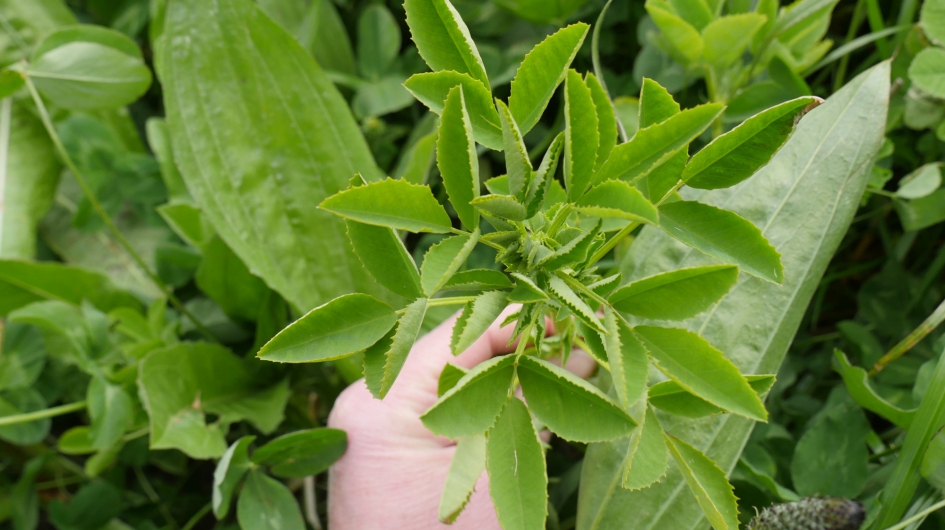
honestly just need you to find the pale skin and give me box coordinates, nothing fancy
[328,308,595,529]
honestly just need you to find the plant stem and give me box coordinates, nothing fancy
[883,499,945,530]
[871,297,945,376]
[588,221,638,266]
[180,502,211,530]
[24,79,214,342]
[426,296,477,308]
[0,401,86,427]
[547,204,573,237]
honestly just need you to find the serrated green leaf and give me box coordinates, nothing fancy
[364,298,428,398]
[548,275,605,333]
[586,73,617,173]
[609,265,738,321]
[258,294,398,363]
[320,178,453,233]
[237,470,305,530]
[404,71,502,150]
[421,231,481,296]
[622,406,669,490]
[443,269,513,292]
[833,350,915,429]
[508,23,590,134]
[451,291,510,355]
[645,2,703,63]
[496,100,532,199]
[648,375,776,418]
[213,436,255,519]
[251,428,347,478]
[564,69,599,200]
[635,79,687,203]
[639,78,680,128]
[576,180,659,224]
[518,356,636,442]
[471,194,528,221]
[438,86,480,230]
[684,97,817,190]
[527,133,565,217]
[603,310,649,411]
[634,326,767,421]
[508,273,550,303]
[438,363,469,396]
[347,221,423,300]
[658,201,784,283]
[701,14,767,68]
[664,435,739,530]
[545,221,602,270]
[404,0,490,88]
[439,434,487,523]
[595,103,724,185]
[486,397,548,530]
[422,355,516,437]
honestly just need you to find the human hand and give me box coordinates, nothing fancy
[327,308,594,529]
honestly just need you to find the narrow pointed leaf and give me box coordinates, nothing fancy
[421,230,481,296]
[586,73,617,173]
[527,132,564,217]
[576,180,659,224]
[658,201,784,283]
[422,355,516,437]
[622,407,669,490]
[603,310,649,411]
[443,269,513,292]
[648,375,776,418]
[639,77,680,128]
[544,221,602,270]
[486,397,547,530]
[346,221,423,300]
[363,327,395,398]
[363,298,428,398]
[564,69,599,200]
[438,363,469,396]
[213,436,255,518]
[518,356,636,442]
[470,195,528,221]
[547,275,604,333]
[684,97,818,189]
[451,291,510,355]
[438,86,480,230]
[320,178,452,233]
[258,294,397,363]
[508,273,549,303]
[664,435,739,530]
[637,79,686,202]
[645,2,703,63]
[701,14,767,68]
[405,71,502,150]
[609,265,739,321]
[439,435,487,523]
[634,326,767,421]
[596,103,724,185]
[496,100,532,199]
[404,0,490,88]
[508,23,590,134]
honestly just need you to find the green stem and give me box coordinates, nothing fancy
[871,297,945,376]
[883,499,945,530]
[0,401,86,427]
[180,502,212,530]
[547,204,573,237]
[426,296,476,308]
[24,79,215,342]
[588,221,638,266]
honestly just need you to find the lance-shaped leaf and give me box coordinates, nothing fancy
[595,103,723,185]
[701,14,767,69]
[237,470,305,530]
[422,355,516,437]
[609,265,739,321]
[320,178,452,233]
[833,350,915,429]
[0,260,139,316]
[547,275,605,333]
[595,103,724,186]
[526,132,564,217]
[564,69,599,200]
[496,100,532,199]
[508,273,549,303]
[636,78,687,202]
[405,71,502,150]
[438,86,480,230]
[438,363,469,396]
[649,375,776,418]
[251,428,347,478]
[404,0,489,88]
[363,298,428,398]
[439,435,487,523]
[471,195,528,221]
[634,326,767,421]
[665,435,739,530]
[443,269,513,292]
[258,294,398,363]
[486,397,547,530]
[623,406,669,490]
[576,180,659,224]
[645,1,703,64]
[518,356,636,442]
[213,436,255,518]
[684,97,818,190]
[451,291,510,355]
[658,201,784,283]
[346,221,423,300]
[544,221,602,269]
[508,23,589,134]
[603,310,649,411]
[421,231,480,296]
[586,73,617,173]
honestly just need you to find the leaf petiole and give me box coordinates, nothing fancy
[0,400,86,427]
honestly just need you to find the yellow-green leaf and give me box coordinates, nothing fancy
[320,178,453,233]
[564,69,599,200]
[404,0,490,88]
[664,434,740,530]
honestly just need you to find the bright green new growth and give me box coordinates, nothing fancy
[255,3,812,528]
